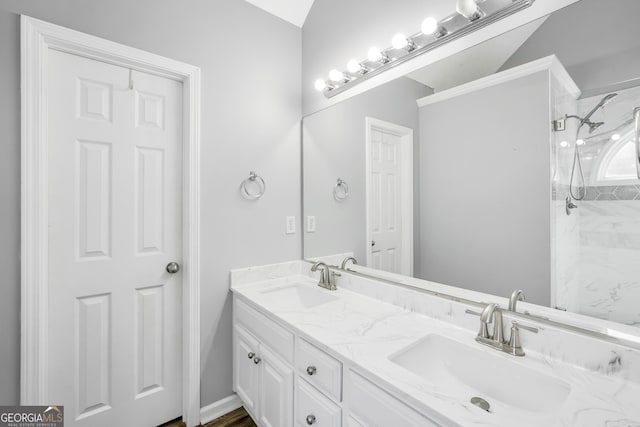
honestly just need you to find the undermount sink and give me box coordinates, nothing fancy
[261,284,339,309]
[389,334,571,414]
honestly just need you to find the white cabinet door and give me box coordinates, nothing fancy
[234,326,260,417]
[259,345,294,427]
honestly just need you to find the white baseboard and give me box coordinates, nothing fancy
[200,394,243,425]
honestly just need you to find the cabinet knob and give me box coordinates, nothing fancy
[247,352,255,359]
[306,366,317,376]
[253,357,261,365]
[306,414,316,425]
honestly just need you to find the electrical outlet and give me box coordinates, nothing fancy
[285,216,296,234]
[306,216,316,233]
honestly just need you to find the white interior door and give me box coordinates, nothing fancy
[47,49,183,426]
[369,129,403,273]
[367,119,413,276]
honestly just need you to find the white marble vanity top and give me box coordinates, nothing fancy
[230,264,640,427]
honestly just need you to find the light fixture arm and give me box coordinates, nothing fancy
[321,0,535,98]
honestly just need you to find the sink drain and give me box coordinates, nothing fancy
[470,397,491,412]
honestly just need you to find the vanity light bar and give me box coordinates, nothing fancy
[319,0,536,98]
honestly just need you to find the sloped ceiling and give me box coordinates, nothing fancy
[407,16,548,92]
[244,0,315,27]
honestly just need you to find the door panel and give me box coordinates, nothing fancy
[234,326,260,417]
[259,346,294,427]
[369,128,403,274]
[47,49,183,426]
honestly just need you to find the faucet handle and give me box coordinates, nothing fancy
[512,320,538,334]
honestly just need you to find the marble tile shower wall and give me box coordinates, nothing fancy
[552,85,640,325]
[551,76,580,312]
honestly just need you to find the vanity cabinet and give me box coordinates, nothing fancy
[345,370,438,427]
[233,298,295,427]
[233,295,437,427]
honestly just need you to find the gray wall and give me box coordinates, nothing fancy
[303,77,431,264]
[501,0,640,94]
[0,0,301,407]
[418,71,550,305]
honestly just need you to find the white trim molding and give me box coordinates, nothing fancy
[364,117,414,276]
[200,394,243,425]
[416,55,580,107]
[20,16,202,426]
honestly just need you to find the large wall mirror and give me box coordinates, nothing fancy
[302,0,640,333]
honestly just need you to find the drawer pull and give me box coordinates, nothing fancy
[253,357,261,365]
[306,366,317,376]
[247,352,255,359]
[306,414,316,425]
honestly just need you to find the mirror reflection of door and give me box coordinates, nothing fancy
[366,118,414,276]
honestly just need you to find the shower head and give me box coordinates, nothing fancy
[586,121,605,134]
[580,92,618,133]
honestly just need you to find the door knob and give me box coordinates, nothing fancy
[253,357,261,365]
[306,366,317,376]
[371,240,376,247]
[306,414,316,425]
[166,262,180,274]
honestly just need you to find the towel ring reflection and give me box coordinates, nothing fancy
[333,178,349,201]
[241,171,266,200]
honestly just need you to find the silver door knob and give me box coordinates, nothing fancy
[248,352,255,359]
[306,366,317,376]
[306,415,316,425]
[166,262,180,274]
[253,357,261,365]
[371,240,376,247]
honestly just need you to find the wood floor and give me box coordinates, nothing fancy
[159,407,256,427]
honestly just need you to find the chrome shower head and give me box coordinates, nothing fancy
[580,92,618,133]
[587,121,605,134]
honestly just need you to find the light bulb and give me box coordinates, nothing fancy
[611,133,621,141]
[456,0,479,20]
[368,47,382,62]
[421,17,438,35]
[576,139,585,146]
[314,79,326,91]
[392,33,408,50]
[329,69,345,82]
[347,59,362,74]
[560,141,568,148]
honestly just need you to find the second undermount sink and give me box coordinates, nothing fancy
[261,283,339,309]
[389,334,571,414]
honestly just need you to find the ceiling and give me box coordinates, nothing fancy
[407,16,548,92]
[244,0,315,28]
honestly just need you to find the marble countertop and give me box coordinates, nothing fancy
[231,274,640,427]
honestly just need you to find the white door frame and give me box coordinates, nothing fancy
[365,117,414,276]
[21,16,202,426]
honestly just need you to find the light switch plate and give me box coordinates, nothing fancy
[286,216,296,234]
[306,215,316,233]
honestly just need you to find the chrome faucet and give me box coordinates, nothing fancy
[340,256,358,270]
[467,302,539,356]
[310,262,340,291]
[508,289,525,312]
[478,303,505,347]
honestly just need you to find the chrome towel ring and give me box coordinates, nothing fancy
[333,178,349,201]
[241,171,266,200]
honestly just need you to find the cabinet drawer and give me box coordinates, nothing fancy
[235,297,294,364]
[296,378,341,427]
[345,370,437,427]
[296,339,342,402]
